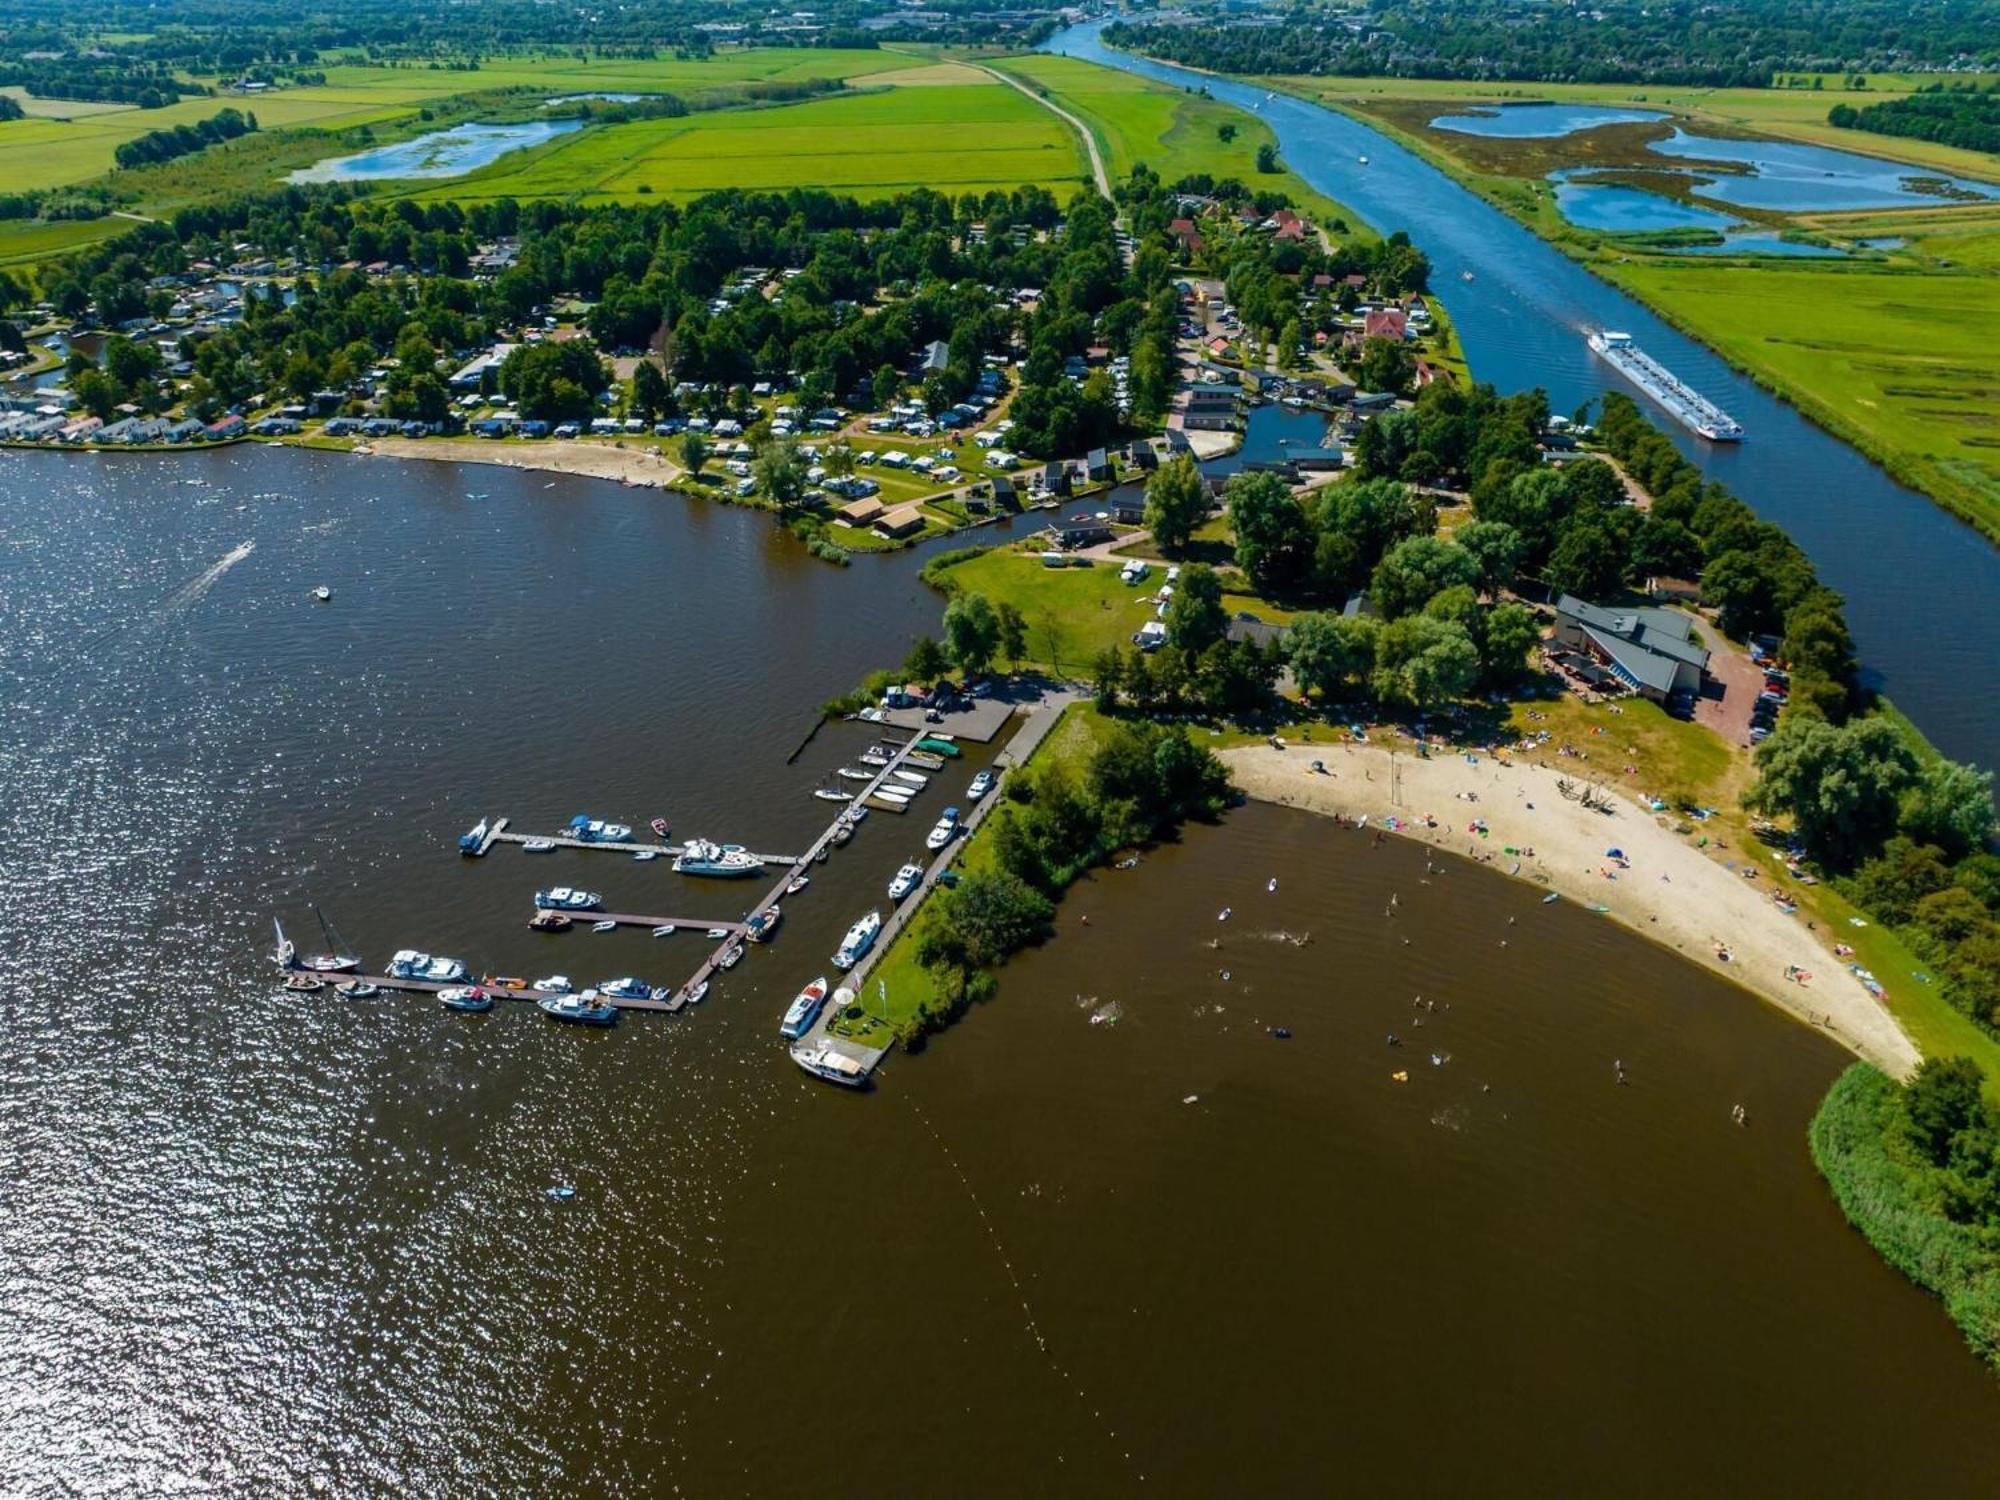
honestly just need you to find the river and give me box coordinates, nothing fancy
[1047,20,1999,767]
[5,445,2000,1495]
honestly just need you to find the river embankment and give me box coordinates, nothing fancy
[1223,741,1921,1075]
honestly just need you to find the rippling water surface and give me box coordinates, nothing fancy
[5,447,2000,1496]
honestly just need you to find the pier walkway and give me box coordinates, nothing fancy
[535,910,750,936]
[469,816,800,866]
[284,970,687,1013]
[803,693,1077,1070]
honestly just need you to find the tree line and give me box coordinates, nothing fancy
[113,107,259,171]
[1829,83,2000,155]
[1105,0,2000,87]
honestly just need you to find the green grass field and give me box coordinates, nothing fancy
[402,81,1088,204]
[990,54,1375,238]
[0,47,927,195]
[0,216,127,269]
[1603,259,2000,541]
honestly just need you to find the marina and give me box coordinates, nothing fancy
[1587,329,1745,441]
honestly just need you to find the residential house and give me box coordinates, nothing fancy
[874,505,927,539]
[1051,514,1112,550]
[1084,447,1112,483]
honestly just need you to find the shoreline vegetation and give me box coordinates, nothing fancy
[1812,1062,2000,1369]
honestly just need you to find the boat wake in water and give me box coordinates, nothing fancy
[160,539,256,614]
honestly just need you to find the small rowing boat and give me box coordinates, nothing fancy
[529,910,572,932]
[335,979,379,998]
[651,924,676,938]
[591,919,618,933]
[439,986,494,1014]
[682,979,709,1006]
[814,787,854,802]
[717,943,745,970]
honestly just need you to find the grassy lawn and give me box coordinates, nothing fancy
[404,81,1088,205]
[1599,258,2000,542]
[830,701,1113,1047]
[936,542,1289,674]
[988,54,1376,240]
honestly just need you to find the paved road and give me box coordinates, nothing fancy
[978,64,1111,198]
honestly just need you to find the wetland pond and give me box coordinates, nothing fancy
[288,120,580,183]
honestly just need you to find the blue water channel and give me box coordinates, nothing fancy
[1046,21,1999,764]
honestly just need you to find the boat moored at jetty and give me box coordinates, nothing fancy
[540,990,618,1026]
[568,815,633,844]
[458,818,490,854]
[1586,329,1744,442]
[746,906,782,942]
[780,977,829,1039]
[387,950,469,982]
[673,838,765,878]
[968,770,995,801]
[833,910,882,971]
[534,886,601,911]
[925,807,961,851]
[888,863,924,901]
[531,974,572,994]
[791,1042,868,1088]
[597,976,651,1000]
[439,986,494,1013]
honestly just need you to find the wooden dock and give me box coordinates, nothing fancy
[537,909,749,936]
[467,816,799,866]
[281,968,687,1013]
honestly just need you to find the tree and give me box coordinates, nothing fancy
[1742,714,1919,869]
[942,592,1002,676]
[1479,602,1544,687]
[754,437,808,511]
[1455,519,1523,599]
[1144,453,1207,556]
[1372,614,1479,710]
[499,338,609,422]
[1255,142,1279,173]
[1217,123,1237,143]
[872,362,902,410]
[995,601,1027,667]
[1166,563,1228,654]
[1358,335,1414,396]
[1900,759,1997,858]
[1226,470,1311,590]
[1369,535,1479,619]
[1092,646,1126,713]
[1899,1057,1991,1169]
[904,634,950,685]
[1544,514,1627,600]
[630,360,672,424]
[1286,611,1378,700]
[679,430,709,478]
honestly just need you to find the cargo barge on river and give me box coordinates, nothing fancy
[1586,330,1744,443]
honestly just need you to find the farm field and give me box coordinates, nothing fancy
[1603,259,2000,540]
[0,47,928,195]
[0,85,136,120]
[402,82,1089,204]
[0,216,126,270]
[990,54,1375,237]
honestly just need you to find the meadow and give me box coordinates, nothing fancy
[989,54,1375,238]
[1605,258,2000,540]
[401,81,1089,204]
[0,47,926,194]
[1279,72,2000,186]
[0,216,125,270]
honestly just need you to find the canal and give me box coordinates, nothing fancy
[1047,20,2000,766]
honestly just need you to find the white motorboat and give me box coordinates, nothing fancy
[888,862,924,901]
[522,838,557,853]
[673,838,765,878]
[891,769,928,786]
[386,949,468,982]
[791,1042,868,1088]
[833,910,882,971]
[535,886,602,911]
[780,977,829,1039]
[531,975,573,994]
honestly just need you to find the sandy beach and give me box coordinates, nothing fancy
[1223,741,1920,1076]
[358,436,684,488]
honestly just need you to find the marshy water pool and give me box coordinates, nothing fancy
[288,120,580,183]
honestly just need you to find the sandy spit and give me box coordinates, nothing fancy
[1222,742,1920,1077]
[359,437,683,488]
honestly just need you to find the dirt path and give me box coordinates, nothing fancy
[977,63,1110,198]
[1223,741,1920,1077]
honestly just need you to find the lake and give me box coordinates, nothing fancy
[288,121,580,184]
[6,445,2000,1494]
[1433,101,1667,137]
[1051,19,2000,767]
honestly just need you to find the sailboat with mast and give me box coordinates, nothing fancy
[277,906,362,973]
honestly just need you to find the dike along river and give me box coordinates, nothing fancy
[7,446,2000,1495]
[1049,20,2000,767]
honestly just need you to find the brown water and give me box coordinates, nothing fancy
[3,447,1997,1496]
